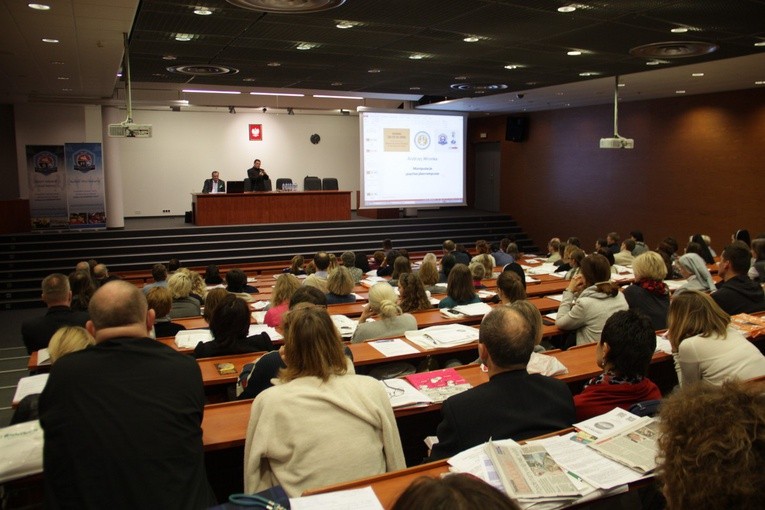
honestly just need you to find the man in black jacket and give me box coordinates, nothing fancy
[713,241,765,315]
[429,304,575,460]
[21,273,89,354]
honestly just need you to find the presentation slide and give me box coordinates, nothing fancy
[359,109,466,208]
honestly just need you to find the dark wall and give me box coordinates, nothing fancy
[0,105,18,200]
[468,88,765,254]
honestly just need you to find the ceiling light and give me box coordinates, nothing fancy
[409,54,426,60]
[313,94,363,100]
[671,27,689,33]
[368,69,381,73]
[463,36,480,43]
[646,59,668,66]
[675,90,686,94]
[504,64,522,70]
[618,83,625,87]
[579,71,599,77]
[28,3,50,10]
[42,38,59,43]
[557,5,577,13]
[267,62,281,67]
[61,88,72,91]
[57,76,69,80]
[409,86,421,90]
[174,33,194,41]
[250,91,305,97]
[755,41,765,47]
[182,89,242,94]
[755,81,765,85]
[242,78,255,82]
[50,60,65,65]
[331,81,343,86]
[567,50,582,56]
[692,72,704,77]
[296,43,316,50]
[193,7,213,15]
[454,75,467,80]
[335,21,357,29]
[162,55,177,60]
[116,72,122,77]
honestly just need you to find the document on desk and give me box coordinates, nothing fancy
[251,300,269,311]
[655,336,673,354]
[36,348,51,366]
[251,311,266,324]
[526,352,568,377]
[524,264,558,275]
[453,302,493,316]
[477,289,497,299]
[175,329,213,348]
[368,338,419,357]
[12,373,49,404]
[587,417,659,474]
[331,314,358,338]
[574,408,641,438]
[405,324,479,349]
[536,432,646,490]
[248,324,283,341]
[290,486,383,510]
[380,378,433,408]
[546,294,564,302]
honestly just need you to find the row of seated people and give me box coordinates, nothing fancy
[19,278,765,508]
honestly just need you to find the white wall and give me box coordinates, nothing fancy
[15,105,361,216]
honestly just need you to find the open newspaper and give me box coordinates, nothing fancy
[485,440,581,499]
[587,416,659,474]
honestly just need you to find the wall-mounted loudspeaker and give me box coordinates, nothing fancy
[506,116,529,142]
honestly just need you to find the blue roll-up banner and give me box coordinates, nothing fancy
[64,143,106,229]
[26,145,69,230]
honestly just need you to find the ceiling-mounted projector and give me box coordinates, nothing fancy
[600,137,634,149]
[108,123,153,138]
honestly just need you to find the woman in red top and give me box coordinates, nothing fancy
[573,309,662,420]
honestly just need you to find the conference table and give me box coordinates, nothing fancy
[191,190,352,226]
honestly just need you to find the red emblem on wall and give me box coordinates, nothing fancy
[249,124,263,141]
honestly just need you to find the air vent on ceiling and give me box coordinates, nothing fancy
[629,41,718,59]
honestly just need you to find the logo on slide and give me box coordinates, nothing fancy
[438,133,448,145]
[414,131,430,150]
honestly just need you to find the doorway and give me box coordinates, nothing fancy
[473,142,501,212]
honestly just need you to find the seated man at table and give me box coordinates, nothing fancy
[303,251,330,293]
[712,241,765,315]
[429,306,575,460]
[202,170,225,193]
[39,280,215,509]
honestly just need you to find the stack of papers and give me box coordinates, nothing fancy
[367,338,420,357]
[453,302,493,316]
[524,264,559,276]
[175,329,213,349]
[331,314,359,338]
[405,325,479,349]
[526,352,568,377]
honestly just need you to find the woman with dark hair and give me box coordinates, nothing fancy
[226,268,259,294]
[574,310,662,420]
[243,305,405,496]
[556,253,628,346]
[733,228,751,247]
[690,234,715,265]
[438,254,456,283]
[376,249,400,277]
[193,294,272,358]
[398,272,432,313]
[204,264,223,285]
[388,256,412,286]
[147,287,186,338]
[495,270,526,305]
[69,270,95,312]
[438,264,481,309]
[392,474,520,510]
[203,287,229,324]
[284,255,306,275]
[750,237,765,282]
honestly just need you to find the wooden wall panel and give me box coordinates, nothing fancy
[468,88,765,254]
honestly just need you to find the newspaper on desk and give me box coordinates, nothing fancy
[405,324,479,350]
[175,329,213,349]
[587,416,660,474]
[485,439,581,500]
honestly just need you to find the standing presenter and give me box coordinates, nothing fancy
[247,159,270,191]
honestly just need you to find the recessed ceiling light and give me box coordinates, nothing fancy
[242,78,256,82]
[409,54,426,60]
[755,41,765,47]
[116,72,122,77]
[646,59,668,66]
[28,3,50,10]
[558,5,577,13]
[174,33,194,41]
[331,81,343,86]
[755,81,765,85]
[692,72,704,77]
[61,88,72,91]
[579,71,599,77]
[463,36,480,43]
[50,60,65,65]
[296,43,316,50]
[267,62,281,67]
[162,55,177,61]
[618,83,625,87]
[368,68,381,73]
[42,38,59,43]
[250,91,305,97]
[409,86,421,90]
[676,90,686,94]
[182,89,242,94]
[671,27,689,33]
[313,94,363,100]
[567,50,582,56]
[335,20,357,29]
[193,7,212,15]
[57,76,69,80]
[504,64,522,70]
[454,75,467,80]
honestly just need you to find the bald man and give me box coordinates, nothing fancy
[429,304,575,461]
[39,281,215,509]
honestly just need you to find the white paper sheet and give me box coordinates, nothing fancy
[175,329,213,348]
[368,338,420,357]
[248,324,283,341]
[290,486,383,510]
[12,374,49,404]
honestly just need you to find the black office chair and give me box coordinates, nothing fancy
[322,177,338,190]
[243,178,253,192]
[304,176,322,191]
[262,178,272,191]
[275,178,292,190]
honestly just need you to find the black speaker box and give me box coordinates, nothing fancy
[506,116,529,142]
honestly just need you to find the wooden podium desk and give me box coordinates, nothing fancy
[192,190,351,226]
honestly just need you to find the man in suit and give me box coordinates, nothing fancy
[246,159,270,191]
[202,170,225,193]
[21,273,89,354]
[39,280,216,509]
[429,304,575,460]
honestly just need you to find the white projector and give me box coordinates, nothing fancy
[108,123,153,138]
[599,137,634,149]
